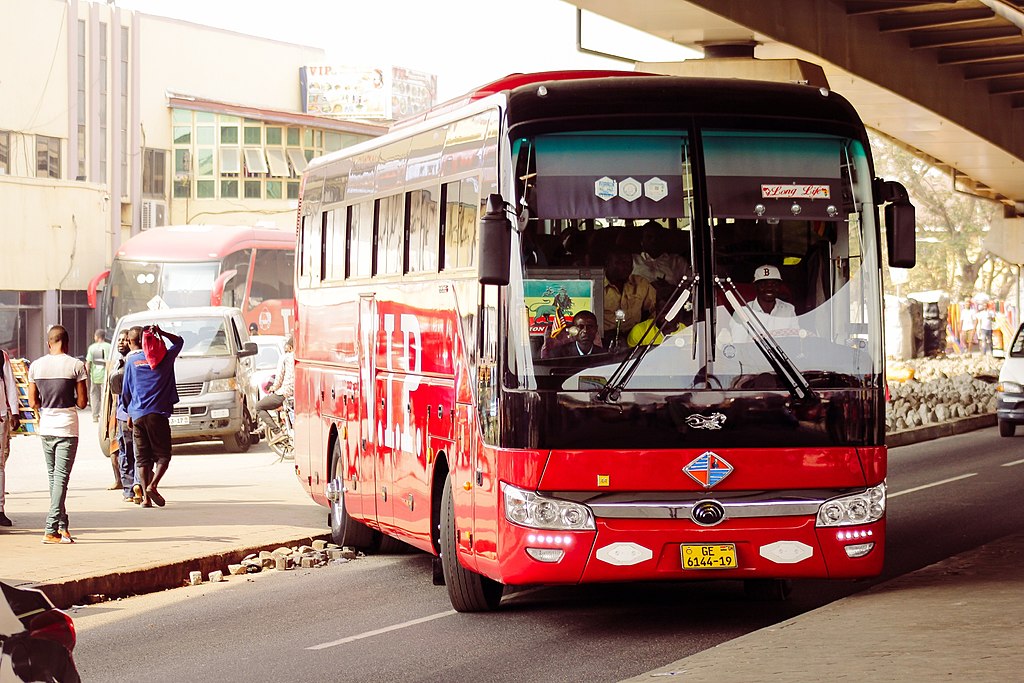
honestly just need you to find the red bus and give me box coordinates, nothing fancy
[293,72,915,611]
[89,224,295,336]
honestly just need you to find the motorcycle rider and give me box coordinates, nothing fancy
[256,335,293,440]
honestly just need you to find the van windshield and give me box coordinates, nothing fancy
[156,318,234,357]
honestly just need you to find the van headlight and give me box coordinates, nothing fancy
[208,378,237,392]
[816,482,886,527]
[502,483,595,531]
[998,381,1022,394]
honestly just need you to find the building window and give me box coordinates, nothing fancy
[169,108,370,200]
[0,130,9,175]
[36,135,61,179]
[142,148,166,197]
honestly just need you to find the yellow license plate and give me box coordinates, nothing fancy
[681,543,738,570]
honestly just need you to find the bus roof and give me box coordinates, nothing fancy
[114,225,295,262]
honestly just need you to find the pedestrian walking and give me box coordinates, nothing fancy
[27,325,88,544]
[85,329,110,422]
[109,330,141,504]
[121,324,182,508]
[978,304,996,355]
[0,348,20,528]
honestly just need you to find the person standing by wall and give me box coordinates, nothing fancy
[0,349,20,527]
[28,325,88,544]
[85,330,110,423]
[121,324,182,508]
[978,304,996,355]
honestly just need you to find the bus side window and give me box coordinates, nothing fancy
[221,249,252,308]
[407,186,440,274]
[349,200,374,278]
[443,177,479,270]
[376,194,404,276]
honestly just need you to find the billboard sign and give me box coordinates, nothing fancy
[301,65,437,120]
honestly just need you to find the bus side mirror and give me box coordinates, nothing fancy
[879,180,916,269]
[479,193,512,286]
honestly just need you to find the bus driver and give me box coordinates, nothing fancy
[729,264,799,342]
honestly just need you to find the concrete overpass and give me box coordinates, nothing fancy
[572,0,1024,220]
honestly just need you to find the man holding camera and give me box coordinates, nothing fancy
[121,324,183,508]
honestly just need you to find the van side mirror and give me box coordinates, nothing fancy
[478,193,512,286]
[878,179,916,269]
[239,341,258,358]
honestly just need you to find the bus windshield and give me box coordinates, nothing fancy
[108,260,220,323]
[504,130,882,395]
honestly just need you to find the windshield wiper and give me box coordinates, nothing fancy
[715,278,814,401]
[597,276,695,402]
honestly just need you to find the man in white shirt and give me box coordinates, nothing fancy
[729,264,799,343]
[256,336,294,437]
[0,349,20,527]
[28,325,88,544]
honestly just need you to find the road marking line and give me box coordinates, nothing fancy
[1001,458,1024,467]
[889,473,977,498]
[308,610,457,650]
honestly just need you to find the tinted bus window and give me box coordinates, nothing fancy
[221,248,252,308]
[251,248,295,306]
[444,177,479,270]
[376,194,404,276]
[407,186,440,273]
[324,207,348,281]
[349,201,374,278]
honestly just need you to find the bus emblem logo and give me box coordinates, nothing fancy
[684,452,733,489]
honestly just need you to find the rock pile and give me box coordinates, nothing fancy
[886,355,1002,432]
[187,538,360,586]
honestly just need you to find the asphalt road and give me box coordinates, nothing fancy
[71,427,1024,683]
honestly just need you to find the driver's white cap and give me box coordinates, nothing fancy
[753,264,782,282]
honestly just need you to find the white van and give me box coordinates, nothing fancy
[997,323,1024,437]
[100,306,258,452]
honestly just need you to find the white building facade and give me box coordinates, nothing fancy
[0,0,384,358]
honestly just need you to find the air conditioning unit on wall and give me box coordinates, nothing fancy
[141,200,167,231]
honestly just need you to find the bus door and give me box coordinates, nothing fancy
[357,294,392,531]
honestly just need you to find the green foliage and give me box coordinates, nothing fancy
[870,132,1005,300]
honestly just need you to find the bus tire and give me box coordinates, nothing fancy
[744,578,792,601]
[440,473,503,612]
[329,441,376,550]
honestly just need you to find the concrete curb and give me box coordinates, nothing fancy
[886,412,996,448]
[34,533,331,609]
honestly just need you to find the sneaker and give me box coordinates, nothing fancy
[59,530,75,544]
[0,512,11,527]
[42,533,62,544]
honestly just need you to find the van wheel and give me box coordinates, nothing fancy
[999,419,1016,437]
[223,406,253,453]
[329,441,376,549]
[440,473,503,612]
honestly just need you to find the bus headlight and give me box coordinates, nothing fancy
[501,483,595,531]
[816,482,886,527]
[208,378,237,392]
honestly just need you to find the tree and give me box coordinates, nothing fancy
[870,132,1003,301]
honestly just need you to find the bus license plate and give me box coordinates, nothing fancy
[169,415,190,426]
[681,543,737,570]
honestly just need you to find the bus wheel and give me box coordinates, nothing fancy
[744,579,792,601]
[440,473,503,612]
[329,441,376,549]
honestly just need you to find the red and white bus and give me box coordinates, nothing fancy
[293,71,915,611]
[89,224,295,336]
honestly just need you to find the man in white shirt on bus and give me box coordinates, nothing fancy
[729,264,799,343]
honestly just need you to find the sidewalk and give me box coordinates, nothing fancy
[0,412,327,608]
